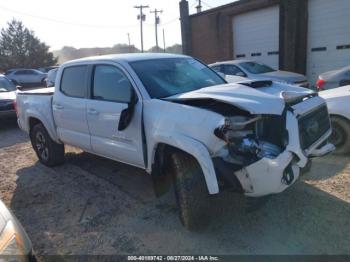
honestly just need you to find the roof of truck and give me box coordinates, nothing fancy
[63,53,189,66]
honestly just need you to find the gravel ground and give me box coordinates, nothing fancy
[0,119,349,256]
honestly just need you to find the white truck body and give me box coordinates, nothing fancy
[16,54,334,198]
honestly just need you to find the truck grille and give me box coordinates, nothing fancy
[298,105,330,150]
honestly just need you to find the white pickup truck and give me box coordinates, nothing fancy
[16,54,334,230]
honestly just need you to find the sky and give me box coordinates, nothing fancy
[0,0,236,51]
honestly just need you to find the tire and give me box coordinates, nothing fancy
[171,151,210,231]
[329,116,350,154]
[30,123,65,166]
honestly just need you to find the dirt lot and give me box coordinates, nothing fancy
[0,119,349,256]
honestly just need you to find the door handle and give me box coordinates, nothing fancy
[87,108,99,115]
[53,104,64,110]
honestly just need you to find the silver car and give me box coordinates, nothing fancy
[316,65,350,91]
[209,60,309,88]
[6,69,47,88]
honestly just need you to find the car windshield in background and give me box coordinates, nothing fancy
[239,62,276,74]
[0,77,16,92]
[130,58,226,98]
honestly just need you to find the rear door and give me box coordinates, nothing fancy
[53,65,91,151]
[86,63,144,168]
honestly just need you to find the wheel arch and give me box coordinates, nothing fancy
[27,114,60,144]
[149,133,219,196]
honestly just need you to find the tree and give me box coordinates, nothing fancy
[0,19,57,71]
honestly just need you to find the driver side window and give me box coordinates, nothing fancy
[92,65,133,103]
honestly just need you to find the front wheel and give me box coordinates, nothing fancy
[30,123,65,166]
[329,116,350,154]
[171,151,210,231]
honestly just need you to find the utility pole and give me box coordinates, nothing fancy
[196,0,202,13]
[162,29,166,52]
[127,33,131,52]
[134,5,149,52]
[150,8,163,50]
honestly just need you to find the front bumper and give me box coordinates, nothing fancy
[233,96,333,197]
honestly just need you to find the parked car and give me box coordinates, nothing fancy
[16,53,334,230]
[37,66,59,73]
[209,60,309,87]
[316,65,350,91]
[0,200,33,258]
[46,68,58,87]
[4,68,25,76]
[6,69,47,88]
[319,85,350,154]
[0,75,17,119]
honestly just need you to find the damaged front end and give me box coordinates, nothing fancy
[212,112,299,196]
[165,82,334,197]
[212,97,334,197]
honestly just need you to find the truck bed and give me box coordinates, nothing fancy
[16,87,58,141]
[17,87,54,96]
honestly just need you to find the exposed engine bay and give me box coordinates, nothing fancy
[214,114,287,166]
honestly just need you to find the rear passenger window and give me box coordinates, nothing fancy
[61,66,88,98]
[92,65,133,103]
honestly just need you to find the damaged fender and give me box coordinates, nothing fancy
[148,132,219,194]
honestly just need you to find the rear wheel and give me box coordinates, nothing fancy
[171,151,210,231]
[329,116,350,154]
[30,123,65,166]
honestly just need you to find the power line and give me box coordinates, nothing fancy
[160,17,179,26]
[0,4,139,29]
[201,1,213,8]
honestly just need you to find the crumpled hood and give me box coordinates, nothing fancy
[165,82,315,115]
[0,91,16,101]
[258,70,306,83]
[166,83,288,115]
[257,81,313,96]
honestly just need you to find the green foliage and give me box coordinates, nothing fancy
[0,19,57,71]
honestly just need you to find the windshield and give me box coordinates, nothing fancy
[130,58,226,98]
[239,62,276,74]
[0,77,16,92]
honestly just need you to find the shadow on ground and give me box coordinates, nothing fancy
[9,150,350,255]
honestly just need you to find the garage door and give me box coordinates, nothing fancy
[233,6,280,69]
[307,0,350,86]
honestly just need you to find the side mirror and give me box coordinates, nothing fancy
[16,85,24,91]
[118,89,138,131]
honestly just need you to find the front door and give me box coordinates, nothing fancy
[86,64,144,168]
